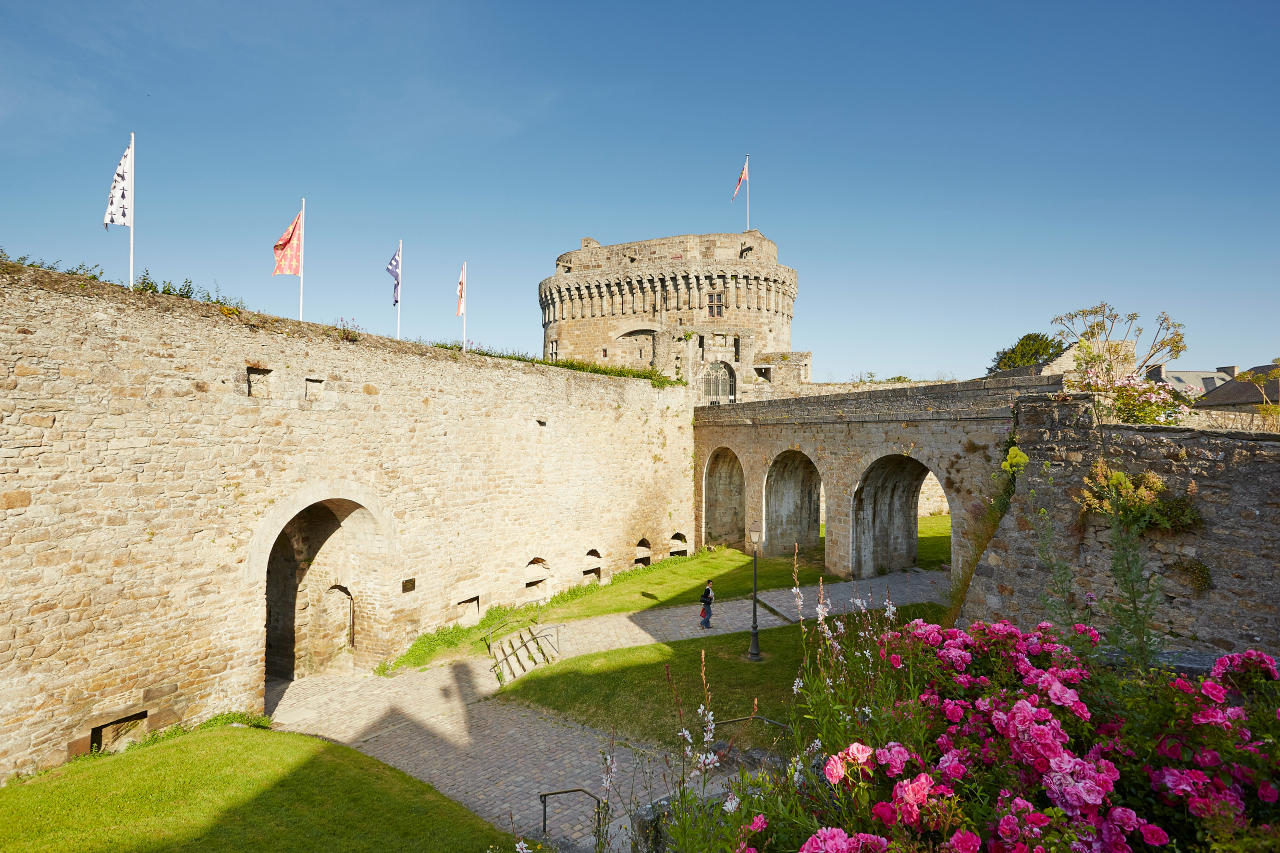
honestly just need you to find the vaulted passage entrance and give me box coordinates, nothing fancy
[704,447,745,547]
[265,499,381,681]
[764,450,823,558]
[851,455,948,577]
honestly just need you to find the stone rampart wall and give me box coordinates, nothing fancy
[966,397,1280,654]
[0,268,693,779]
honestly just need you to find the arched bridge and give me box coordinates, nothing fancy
[693,375,1064,579]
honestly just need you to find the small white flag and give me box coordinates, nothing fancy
[456,262,467,317]
[386,245,402,306]
[104,140,133,229]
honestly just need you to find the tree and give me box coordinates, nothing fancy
[988,332,1067,374]
[1052,302,1186,384]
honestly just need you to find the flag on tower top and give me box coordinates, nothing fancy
[456,262,467,317]
[272,211,303,276]
[103,139,133,229]
[731,155,749,201]
[386,245,402,305]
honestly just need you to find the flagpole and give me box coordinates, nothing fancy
[745,153,750,232]
[461,262,467,355]
[129,132,135,290]
[396,239,402,340]
[299,197,306,321]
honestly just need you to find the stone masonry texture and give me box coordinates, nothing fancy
[0,268,693,779]
[965,395,1280,654]
[537,232,799,404]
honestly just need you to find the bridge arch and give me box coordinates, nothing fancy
[850,454,952,577]
[764,449,823,558]
[703,446,745,547]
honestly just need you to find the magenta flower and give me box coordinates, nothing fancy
[824,754,846,785]
[748,814,768,832]
[949,829,981,853]
[1201,680,1227,704]
[871,800,897,826]
[1140,823,1170,846]
[1260,781,1279,804]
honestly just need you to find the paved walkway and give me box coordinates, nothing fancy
[270,570,949,850]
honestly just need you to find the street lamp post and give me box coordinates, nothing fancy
[748,525,762,661]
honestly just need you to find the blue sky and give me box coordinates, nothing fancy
[2,1,1277,380]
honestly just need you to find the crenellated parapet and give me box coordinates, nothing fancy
[537,231,797,403]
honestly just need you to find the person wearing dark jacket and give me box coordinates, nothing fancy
[699,580,714,629]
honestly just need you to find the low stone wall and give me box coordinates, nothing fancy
[966,397,1280,654]
[0,267,694,779]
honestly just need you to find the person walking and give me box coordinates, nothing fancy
[699,580,714,629]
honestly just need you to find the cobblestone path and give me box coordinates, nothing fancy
[270,569,949,850]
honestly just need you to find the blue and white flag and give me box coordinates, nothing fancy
[385,245,401,305]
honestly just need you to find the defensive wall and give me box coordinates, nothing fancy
[692,375,1065,577]
[0,268,693,779]
[969,396,1280,653]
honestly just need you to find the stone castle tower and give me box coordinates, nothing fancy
[537,231,800,404]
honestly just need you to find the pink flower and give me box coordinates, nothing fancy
[1140,824,1170,846]
[1170,677,1195,694]
[1108,806,1140,831]
[799,827,852,853]
[747,814,767,833]
[889,654,902,668]
[1260,781,1279,804]
[1194,748,1221,768]
[949,829,981,853]
[871,801,897,827]
[998,814,1021,841]
[841,742,874,769]
[853,835,889,853]
[824,754,846,785]
[1201,680,1227,704]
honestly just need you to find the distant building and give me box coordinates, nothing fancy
[1195,363,1280,411]
[1145,365,1235,399]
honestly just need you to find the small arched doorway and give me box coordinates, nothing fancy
[265,499,380,682]
[851,455,950,577]
[703,447,745,547]
[635,539,651,566]
[701,361,736,405]
[669,532,688,557]
[764,450,823,558]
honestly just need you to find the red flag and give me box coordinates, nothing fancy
[456,262,467,316]
[273,212,303,276]
[731,155,749,201]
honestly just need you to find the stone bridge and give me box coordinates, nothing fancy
[692,375,1064,579]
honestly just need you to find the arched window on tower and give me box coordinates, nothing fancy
[701,361,736,405]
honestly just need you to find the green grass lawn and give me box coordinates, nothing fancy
[391,547,840,671]
[501,601,947,749]
[916,514,952,570]
[0,725,512,853]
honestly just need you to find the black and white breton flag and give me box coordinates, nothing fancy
[103,140,133,229]
[386,246,401,305]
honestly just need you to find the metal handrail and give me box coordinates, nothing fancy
[539,787,605,841]
[717,715,792,733]
[482,605,544,652]
[489,625,560,677]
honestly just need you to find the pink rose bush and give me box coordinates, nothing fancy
[669,599,1280,851]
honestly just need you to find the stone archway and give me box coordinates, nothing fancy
[850,454,950,577]
[704,447,745,547]
[764,450,822,558]
[264,498,383,682]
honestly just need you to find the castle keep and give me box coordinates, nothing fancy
[538,232,803,404]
